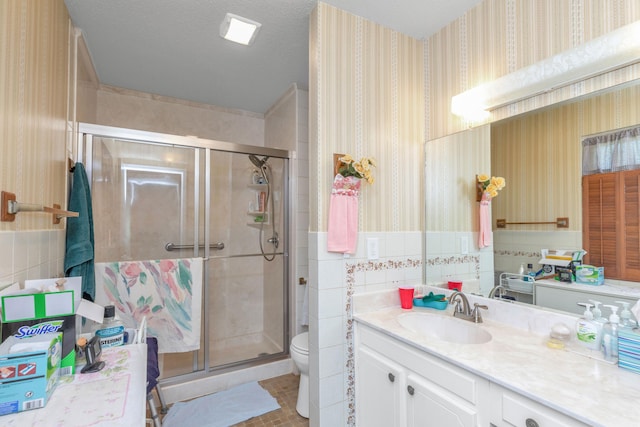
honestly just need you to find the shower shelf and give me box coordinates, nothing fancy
[247,183,270,227]
[247,211,270,227]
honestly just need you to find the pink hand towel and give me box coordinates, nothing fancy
[327,174,361,254]
[478,192,492,248]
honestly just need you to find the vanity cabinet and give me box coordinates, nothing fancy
[355,323,589,427]
[355,324,486,427]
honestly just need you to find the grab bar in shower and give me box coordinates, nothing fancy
[165,242,225,252]
[207,251,285,260]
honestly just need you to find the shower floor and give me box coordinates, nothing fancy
[161,334,284,379]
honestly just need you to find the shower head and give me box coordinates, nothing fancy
[249,155,269,169]
[249,154,270,184]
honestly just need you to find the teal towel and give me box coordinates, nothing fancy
[64,162,95,301]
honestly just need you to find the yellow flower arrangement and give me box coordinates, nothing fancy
[477,174,506,198]
[338,154,376,184]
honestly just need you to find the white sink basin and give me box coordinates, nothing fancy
[397,312,492,344]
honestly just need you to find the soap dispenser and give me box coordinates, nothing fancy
[616,301,638,329]
[588,299,607,349]
[576,303,600,350]
[601,304,620,362]
[589,300,604,321]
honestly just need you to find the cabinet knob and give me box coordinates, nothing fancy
[388,373,395,382]
[407,385,415,396]
[525,418,539,427]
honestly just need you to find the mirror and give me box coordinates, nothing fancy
[489,78,640,315]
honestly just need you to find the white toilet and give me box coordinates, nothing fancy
[290,332,309,418]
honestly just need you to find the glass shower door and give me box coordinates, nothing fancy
[84,125,289,382]
[90,136,204,378]
[206,151,287,368]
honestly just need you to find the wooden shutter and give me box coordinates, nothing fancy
[621,170,640,280]
[582,173,619,278]
[582,170,640,281]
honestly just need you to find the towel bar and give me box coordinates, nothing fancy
[1,191,79,224]
[165,242,225,251]
[496,217,569,228]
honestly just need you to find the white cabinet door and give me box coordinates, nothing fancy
[405,372,478,427]
[356,345,404,427]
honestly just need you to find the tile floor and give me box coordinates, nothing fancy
[233,374,309,426]
[149,374,309,427]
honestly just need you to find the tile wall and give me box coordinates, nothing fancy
[0,230,66,287]
[308,230,422,425]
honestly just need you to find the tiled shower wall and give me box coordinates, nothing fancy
[265,84,311,336]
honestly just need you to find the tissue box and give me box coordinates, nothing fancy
[574,265,604,285]
[0,332,62,415]
[618,328,640,375]
[1,286,77,376]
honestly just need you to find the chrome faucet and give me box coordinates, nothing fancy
[449,291,471,316]
[448,291,488,323]
[488,285,507,299]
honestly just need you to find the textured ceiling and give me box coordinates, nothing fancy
[64,0,481,114]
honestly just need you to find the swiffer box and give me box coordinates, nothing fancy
[1,277,82,376]
[0,332,62,415]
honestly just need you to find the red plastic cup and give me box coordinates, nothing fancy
[398,286,415,309]
[448,281,463,291]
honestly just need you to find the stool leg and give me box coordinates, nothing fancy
[155,385,168,414]
[147,393,162,427]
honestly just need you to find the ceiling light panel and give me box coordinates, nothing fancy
[220,13,261,46]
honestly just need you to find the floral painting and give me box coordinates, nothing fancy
[95,258,203,353]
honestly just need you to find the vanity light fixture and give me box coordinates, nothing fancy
[451,20,640,120]
[220,13,261,46]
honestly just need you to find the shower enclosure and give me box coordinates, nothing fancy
[78,124,290,382]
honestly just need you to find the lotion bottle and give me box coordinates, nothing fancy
[576,303,600,350]
[601,304,620,362]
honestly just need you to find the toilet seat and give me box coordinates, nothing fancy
[291,332,308,354]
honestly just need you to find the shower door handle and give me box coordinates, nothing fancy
[165,242,225,252]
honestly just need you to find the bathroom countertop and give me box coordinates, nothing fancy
[535,278,640,298]
[353,289,640,427]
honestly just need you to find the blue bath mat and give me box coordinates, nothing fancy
[162,381,280,427]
